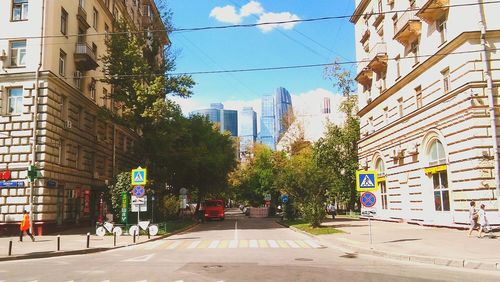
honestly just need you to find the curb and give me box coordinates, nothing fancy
[278,220,500,272]
[0,221,199,262]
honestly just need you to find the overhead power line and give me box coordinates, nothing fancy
[0,1,498,41]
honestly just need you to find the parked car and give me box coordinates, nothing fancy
[204,199,225,221]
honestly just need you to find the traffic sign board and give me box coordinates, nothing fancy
[264,194,271,201]
[131,196,147,212]
[360,192,376,208]
[132,186,145,197]
[131,167,147,185]
[281,195,289,204]
[356,170,378,192]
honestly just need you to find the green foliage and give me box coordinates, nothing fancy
[161,195,179,220]
[283,219,344,235]
[107,172,131,220]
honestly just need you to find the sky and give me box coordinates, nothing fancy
[165,0,356,120]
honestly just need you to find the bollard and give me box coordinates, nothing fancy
[148,229,150,240]
[114,232,116,247]
[86,232,90,248]
[8,240,12,256]
[133,230,136,243]
[57,235,60,251]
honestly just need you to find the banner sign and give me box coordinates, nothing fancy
[121,192,128,224]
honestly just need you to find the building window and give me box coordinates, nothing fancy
[79,0,85,8]
[7,87,23,114]
[92,43,97,56]
[59,50,66,76]
[92,8,98,30]
[375,158,387,210]
[61,8,68,35]
[104,23,109,40]
[442,68,450,93]
[436,16,447,44]
[9,40,26,67]
[410,40,419,65]
[383,106,389,125]
[433,171,450,211]
[395,55,401,78]
[104,0,109,8]
[428,139,446,166]
[58,139,65,165]
[60,95,68,120]
[12,0,28,21]
[77,107,83,128]
[90,79,96,100]
[398,97,404,118]
[415,86,422,109]
[76,145,81,169]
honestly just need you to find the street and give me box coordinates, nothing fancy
[1,210,500,282]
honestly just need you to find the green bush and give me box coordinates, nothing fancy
[161,195,179,220]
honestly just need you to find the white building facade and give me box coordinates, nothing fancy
[0,0,165,234]
[352,0,500,226]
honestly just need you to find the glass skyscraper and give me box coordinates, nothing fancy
[239,107,257,157]
[258,87,293,150]
[190,104,238,137]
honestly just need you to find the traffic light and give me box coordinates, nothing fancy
[27,165,38,182]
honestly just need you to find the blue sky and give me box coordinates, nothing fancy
[166,0,355,115]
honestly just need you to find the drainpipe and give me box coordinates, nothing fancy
[30,0,45,233]
[477,0,500,213]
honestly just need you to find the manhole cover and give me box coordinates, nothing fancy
[295,258,314,262]
[203,265,223,269]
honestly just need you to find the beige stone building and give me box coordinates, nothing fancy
[0,0,166,233]
[352,0,500,226]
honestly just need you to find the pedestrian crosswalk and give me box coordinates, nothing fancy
[121,239,323,251]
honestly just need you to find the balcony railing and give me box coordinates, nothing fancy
[356,57,372,87]
[74,43,98,71]
[367,42,388,73]
[393,7,422,45]
[416,0,449,23]
[77,5,90,29]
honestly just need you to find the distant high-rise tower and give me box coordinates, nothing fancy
[239,107,257,158]
[190,103,238,136]
[259,95,276,150]
[275,87,293,142]
[322,97,331,114]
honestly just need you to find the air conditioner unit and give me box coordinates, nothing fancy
[64,120,72,129]
[407,142,418,155]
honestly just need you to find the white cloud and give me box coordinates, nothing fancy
[256,12,301,33]
[209,1,300,33]
[209,5,242,24]
[240,1,264,17]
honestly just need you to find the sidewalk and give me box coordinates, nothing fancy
[0,224,196,261]
[312,216,500,271]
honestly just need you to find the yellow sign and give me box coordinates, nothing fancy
[424,165,447,175]
[131,167,147,185]
[356,170,378,192]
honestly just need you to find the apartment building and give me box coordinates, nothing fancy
[352,0,500,226]
[0,0,166,234]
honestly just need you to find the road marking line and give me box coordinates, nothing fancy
[166,241,183,250]
[197,240,211,249]
[144,240,166,250]
[176,240,193,250]
[268,240,279,248]
[295,240,311,248]
[188,240,201,249]
[304,239,321,249]
[123,254,155,262]
[249,239,258,248]
[277,240,289,248]
[286,240,300,248]
[239,240,249,248]
[234,220,238,242]
[218,240,229,248]
[209,240,220,249]
[258,240,269,248]
[159,241,176,249]
[229,240,238,248]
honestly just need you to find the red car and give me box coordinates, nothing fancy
[204,200,225,221]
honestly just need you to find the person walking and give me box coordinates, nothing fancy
[478,204,490,238]
[19,210,35,242]
[467,201,478,237]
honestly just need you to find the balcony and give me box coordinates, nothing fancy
[393,8,422,45]
[367,42,388,73]
[77,5,90,30]
[355,58,372,87]
[416,0,449,23]
[74,43,98,71]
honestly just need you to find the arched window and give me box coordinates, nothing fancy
[375,158,388,210]
[427,139,450,211]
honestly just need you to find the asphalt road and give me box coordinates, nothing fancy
[1,210,500,282]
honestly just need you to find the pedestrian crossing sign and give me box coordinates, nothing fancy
[131,167,147,185]
[356,170,378,192]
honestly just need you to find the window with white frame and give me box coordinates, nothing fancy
[375,158,387,209]
[8,87,23,114]
[410,39,419,65]
[436,16,447,44]
[428,139,446,166]
[441,68,450,93]
[426,139,450,212]
[92,8,98,29]
[90,78,96,100]
[59,49,66,76]
[12,0,28,21]
[9,40,26,67]
[61,8,68,35]
[415,85,422,109]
